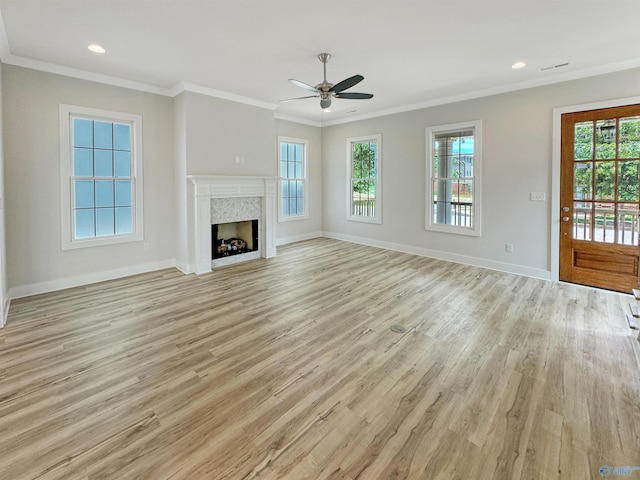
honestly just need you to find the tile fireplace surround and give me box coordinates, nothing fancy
[187,176,279,274]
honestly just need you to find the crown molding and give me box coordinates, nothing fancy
[4,54,173,96]
[273,112,322,128]
[172,82,277,111]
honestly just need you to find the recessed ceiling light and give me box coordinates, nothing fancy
[511,61,527,69]
[88,44,106,54]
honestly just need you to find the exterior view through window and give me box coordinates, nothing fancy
[427,121,481,236]
[278,138,307,220]
[348,134,381,224]
[60,104,143,250]
[72,117,134,239]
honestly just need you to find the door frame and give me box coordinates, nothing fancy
[551,94,640,282]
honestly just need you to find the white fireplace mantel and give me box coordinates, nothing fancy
[187,175,279,274]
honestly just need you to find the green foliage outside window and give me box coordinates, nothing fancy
[352,142,377,194]
[573,118,640,202]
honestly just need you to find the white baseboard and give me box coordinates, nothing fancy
[276,231,324,246]
[0,298,8,328]
[8,259,179,300]
[322,231,552,281]
[175,260,194,275]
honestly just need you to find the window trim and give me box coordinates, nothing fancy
[59,104,144,250]
[425,120,482,236]
[277,136,309,222]
[347,133,382,224]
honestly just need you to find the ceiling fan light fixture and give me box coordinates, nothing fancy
[320,94,332,110]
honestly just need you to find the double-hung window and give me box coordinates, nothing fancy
[426,120,482,236]
[348,134,382,224]
[60,105,143,249]
[278,137,308,221]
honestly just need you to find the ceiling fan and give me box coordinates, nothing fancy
[281,53,373,111]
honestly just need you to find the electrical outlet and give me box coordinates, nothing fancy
[143,242,150,251]
[505,243,514,253]
[530,192,546,202]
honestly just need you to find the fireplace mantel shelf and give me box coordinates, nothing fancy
[188,175,281,199]
[188,175,278,274]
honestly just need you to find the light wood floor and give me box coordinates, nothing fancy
[1,238,639,480]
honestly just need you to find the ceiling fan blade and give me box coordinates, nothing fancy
[288,79,319,93]
[279,95,319,103]
[334,92,374,100]
[331,74,364,93]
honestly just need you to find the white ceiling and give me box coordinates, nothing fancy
[1,0,639,125]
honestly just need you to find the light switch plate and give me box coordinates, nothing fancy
[530,192,546,202]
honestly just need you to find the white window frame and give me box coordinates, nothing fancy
[347,134,382,224]
[278,136,309,222]
[426,120,482,236]
[59,104,144,250]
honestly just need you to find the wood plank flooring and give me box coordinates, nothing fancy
[1,238,639,479]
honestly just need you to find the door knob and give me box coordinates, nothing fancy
[562,206,570,212]
[563,216,570,222]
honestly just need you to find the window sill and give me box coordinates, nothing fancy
[61,232,143,250]
[278,214,309,223]
[425,224,480,237]
[348,215,381,225]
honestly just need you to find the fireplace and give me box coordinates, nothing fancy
[212,219,259,258]
[187,175,278,274]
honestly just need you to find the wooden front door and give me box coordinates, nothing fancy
[560,105,640,293]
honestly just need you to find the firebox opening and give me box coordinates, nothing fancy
[212,219,259,259]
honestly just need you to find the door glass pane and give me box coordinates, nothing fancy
[618,160,639,201]
[574,162,592,200]
[617,203,640,246]
[574,122,594,160]
[619,116,640,159]
[595,162,615,200]
[594,203,615,243]
[573,201,592,241]
[596,120,616,159]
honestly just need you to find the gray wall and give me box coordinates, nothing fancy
[182,91,276,176]
[322,68,640,277]
[3,65,176,295]
[3,62,639,298]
